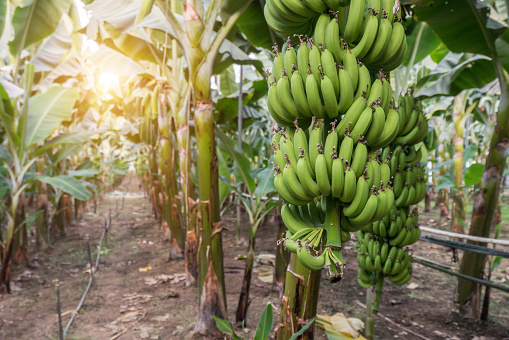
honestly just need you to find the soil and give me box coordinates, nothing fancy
[1,175,509,340]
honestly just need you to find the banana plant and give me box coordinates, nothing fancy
[213,302,315,340]
[0,66,82,293]
[137,0,254,331]
[415,0,509,317]
[216,128,280,325]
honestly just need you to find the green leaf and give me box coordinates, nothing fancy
[211,316,242,340]
[216,128,255,193]
[436,175,454,191]
[0,145,12,164]
[0,0,7,39]
[289,318,315,340]
[464,163,485,188]
[463,143,478,164]
[9,0,72,56]
[403,21,442,66]
[37,175,92,201]
[254,302,273,340]
[102,22,162,63]
[26,86,80,147]
[31,15,73,72]
[67,169,100,177]
[414,0,505,57]
[416,53,496,98]
[254,168,275,200]
[495,28,509,73]
[235,1,272,50]
[36,130,102,155]
[429,159,454,173]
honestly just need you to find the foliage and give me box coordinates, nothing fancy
[213,302,315,340]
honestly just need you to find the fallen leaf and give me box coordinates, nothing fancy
[257,268,273,283]
[139,327,150,339]
[407,283,419,290]
[153,314,170,322]
[116,311,140,323]
[139,265,152,272]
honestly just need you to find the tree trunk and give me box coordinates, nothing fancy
[1,193,27,293]
[275,253,321,340]
[274,207,289,297]
[194,101,227,333]
[452,103,465,234]
[458,122,509,316]
[161,113,185,259]
[236,236,255,325]
[438,145,449,218]
[36,185,49,250]
[424,191,431,212]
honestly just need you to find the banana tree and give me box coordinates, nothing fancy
[137,0,254,331]
[415,0,509,317]
[0,67,81,293]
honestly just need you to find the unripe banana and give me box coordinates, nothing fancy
[315,153,331,196]
[321,74,339,119]
[313,14,330,47]
[275,172,310,205]
[305,71,326,118]
[337,66,355,114]
[363,13,393,66]
[343,0,365,43]
[337,96,366,139]
[355,64,371,100]
[348,193,378,227]
[343,176,370,217]
[350,107,373,144]
[351,142,368,178]
[321,49,340,97]
[283,165,313,201]
[291,70,313,117]
[351,11,378,59]
[331,158,345,198]
[340,167,357,203]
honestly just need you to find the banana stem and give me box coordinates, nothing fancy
[324,196,341,248]
[365,286,376,340]
[372,273,384,314]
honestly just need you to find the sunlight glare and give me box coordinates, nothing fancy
[98,72,118,91]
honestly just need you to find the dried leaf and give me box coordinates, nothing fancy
[153,314,170,322]
[407,283,419,290]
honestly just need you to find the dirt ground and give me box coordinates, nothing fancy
[1,175,508,340]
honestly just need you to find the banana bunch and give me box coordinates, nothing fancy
[280,202,347,281]
[267,39,372,126]
[365,208,421,247]
[355,230,413,287]
[314,5,406,72]
[395,94,429,146]
[336,76,400,149]
[264,0,355,39]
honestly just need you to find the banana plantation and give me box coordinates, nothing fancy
[1,0,509,339]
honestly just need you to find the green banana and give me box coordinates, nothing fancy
[343,176,370,217]
[315,153,331,196]
[343,0,365,43]
[331,158,345,198]
[337,96,366,139]
[337,66,355,114]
